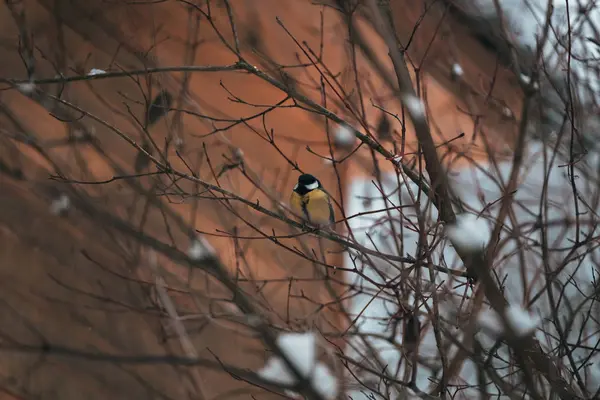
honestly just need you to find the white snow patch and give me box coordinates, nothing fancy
[257,332,338,399]
[477,306,541,337]
[311,363,338,399]
[49,194,70,215]
[445,213,491,252]
[402,94,426,119]
[451,63,464,78]
[276,331,316,377]
[519,73,531,85]
[502,106,514,119]
[258,356,295,384]
[477,308,505,336]
[17,82,36,95]
[505,305,541,337]
[187,236,215,260]
[88,68,106,76]
[519,73,539,90]
[333,124,357,148]
[232,147,244,161]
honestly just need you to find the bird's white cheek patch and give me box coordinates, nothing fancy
[305,182,319,190]
[293,184,298,190]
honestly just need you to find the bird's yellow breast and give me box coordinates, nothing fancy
[290,189,333,225]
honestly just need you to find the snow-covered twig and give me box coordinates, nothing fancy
[88,68,106,76]
[477,306,541,338]
[445,213,491,253]
[188,236,216,261]
[258,332,338,400]
[333,123,357,149]
[451,63,464,80]
[49,194,71,216]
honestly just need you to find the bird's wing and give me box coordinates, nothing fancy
[319,187,336,224]
[328,200,335,224]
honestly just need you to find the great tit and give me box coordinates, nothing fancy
[290,174,335,227]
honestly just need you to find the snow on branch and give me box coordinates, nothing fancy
[333,123,358,150]
[88,68,106,76]
[257,332,338,399]
[477,305,541,338]
[187,236,216,261]
[445,213,491,253]
[401,94,426,121]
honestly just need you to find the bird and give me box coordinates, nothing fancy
[290,174,335,227]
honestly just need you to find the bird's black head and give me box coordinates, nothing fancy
[294,174,320,195]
